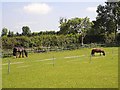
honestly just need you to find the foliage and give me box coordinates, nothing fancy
[2,32,120,50]
[2,36,30,49]
[1,27,8,36]
[8,30,14,37]
[93,1,120,36]
[59,17,92,35]
[1,34,79,49]
[104,33,116,44]
[87,1,120,46]
[22,26,31,36]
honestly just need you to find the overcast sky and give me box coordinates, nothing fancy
[1,0,106,34]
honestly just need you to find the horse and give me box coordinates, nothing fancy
[13,46,28,58]
[91,48,105,56]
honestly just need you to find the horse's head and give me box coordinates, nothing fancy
[91,49,95,56]
[102,51,105,56]
[13,47,18,57]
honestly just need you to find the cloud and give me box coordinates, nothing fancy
[86,7,97,12]
[23,3,52,14]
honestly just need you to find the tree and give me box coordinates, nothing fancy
[59,17,92,46]
[67,18,82,34]
[22,26,31,36]
[95,1,120,41]
[93,1,120,44]
[1,28,8,36]
[78,17,92,46]
[59,17,69,34]
[59,17,92,34]
[8,30,14,37]
[15,32,20,36]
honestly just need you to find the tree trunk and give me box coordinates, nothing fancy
[81,35,84,46]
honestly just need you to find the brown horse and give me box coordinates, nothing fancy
[91,48,105,56]
[13,46,28,58]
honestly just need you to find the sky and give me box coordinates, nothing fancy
[1,0,107,34]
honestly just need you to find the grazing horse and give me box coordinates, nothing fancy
[13,46,28,58]
[91,48,105,56]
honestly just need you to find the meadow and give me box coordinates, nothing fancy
[2,47,118,88]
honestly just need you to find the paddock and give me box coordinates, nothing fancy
[2,47,118,88]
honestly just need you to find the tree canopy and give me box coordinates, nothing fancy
[22,26,31,36]
[58,17,92,35]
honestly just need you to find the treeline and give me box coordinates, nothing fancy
[1,26,58,37]
[2,33,120,49]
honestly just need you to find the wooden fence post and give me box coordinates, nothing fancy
[53,56,55,67]
[8,60,10,74]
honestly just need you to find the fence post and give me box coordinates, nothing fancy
[112,47,114,59]
[89,54,92,63]
[8,60,10,74]
[53,56,55,67]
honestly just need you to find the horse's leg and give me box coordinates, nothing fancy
[92,51,95,56]
[19,51,21,58]
[24,50,28,57]
[22,51,24,58]
[92,53,95,56]
[16,52,18,58]
[16,52,17,58]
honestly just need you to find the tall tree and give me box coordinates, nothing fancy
[15,32,20,36]
[93,1,120,44]
[8,30,14,37]
[59,17,92,46]
[22,26,31,36]
[59,17,68,34]
[1,27,8,36]
[79,17,92,46]
[95,1,120,36]
[59,17,92,34]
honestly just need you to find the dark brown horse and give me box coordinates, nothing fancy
[13,46,28,58]
[91,48,105,56]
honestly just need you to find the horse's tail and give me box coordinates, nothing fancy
[24,50,28,57]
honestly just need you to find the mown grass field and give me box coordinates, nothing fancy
[2,47,118,88]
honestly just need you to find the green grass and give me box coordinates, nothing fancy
[2,47,118,88]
